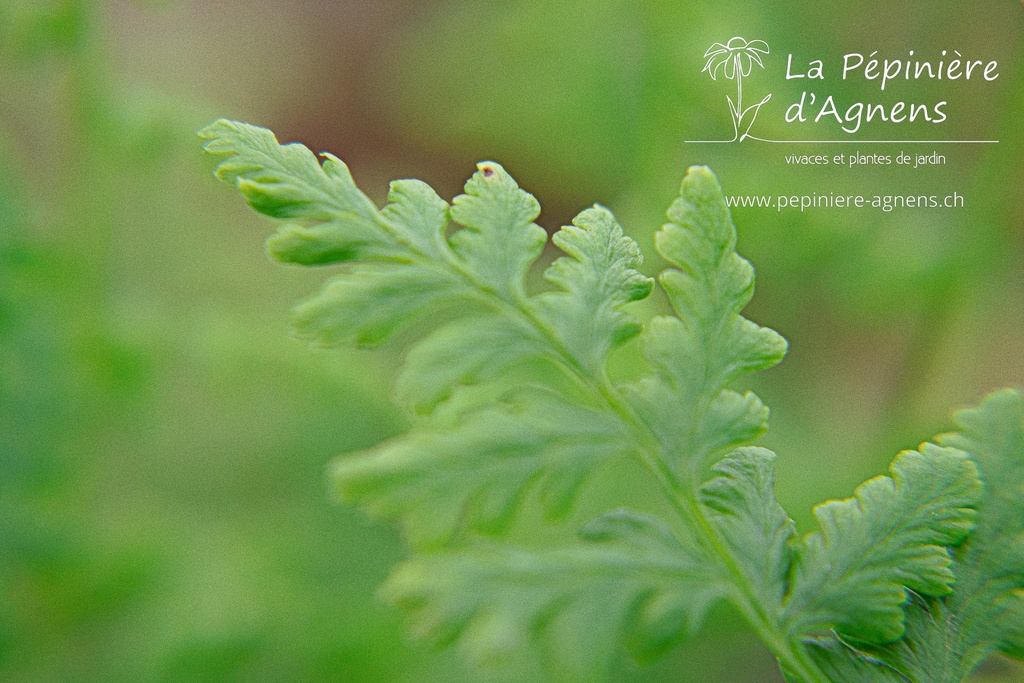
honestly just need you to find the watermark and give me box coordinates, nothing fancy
[725,192,964,212]
[784,151,947,168]
[691,37,1000,144]
[701,38,772,141]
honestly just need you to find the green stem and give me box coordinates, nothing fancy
[602,380,827,682]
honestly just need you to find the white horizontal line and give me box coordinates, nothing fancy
[686,138,999,144]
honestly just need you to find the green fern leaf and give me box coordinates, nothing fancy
[395,314,547,413]
[782,444,981,644]
[623,167,787,480]
[533,206,654,373]
[806,390,1024,682]
[332,392,634,546]
[381,510,724,680]
[199,120,393,260]
[700,447,797,607]
[448,161,547,301]
[293,264,463,347]
[202,122,1005,683]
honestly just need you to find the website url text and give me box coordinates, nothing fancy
[725,192,964,212]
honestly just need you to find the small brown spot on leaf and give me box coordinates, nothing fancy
[481,166,495,178]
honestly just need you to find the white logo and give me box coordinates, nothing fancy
[702,37,772,142]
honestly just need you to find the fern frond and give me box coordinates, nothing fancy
[202,120,999,683]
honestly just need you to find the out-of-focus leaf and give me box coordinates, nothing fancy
[382,510,725,679]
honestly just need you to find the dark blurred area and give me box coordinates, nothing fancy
[1,0,1021,681]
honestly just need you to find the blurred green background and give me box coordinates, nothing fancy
[1,0,1021,681]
